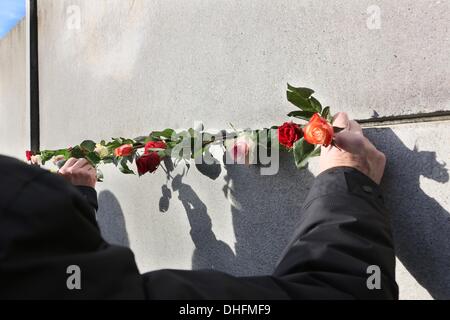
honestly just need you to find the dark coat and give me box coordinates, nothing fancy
[0,155,398,299]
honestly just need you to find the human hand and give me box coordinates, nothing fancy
[319,112,386,184]
[58,158,97,188]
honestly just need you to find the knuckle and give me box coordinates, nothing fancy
[374,150,386,163]
[376,150,385,158]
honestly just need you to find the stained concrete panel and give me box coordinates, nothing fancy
[0,19,28,159]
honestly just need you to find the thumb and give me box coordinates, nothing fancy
[332,112,350,129]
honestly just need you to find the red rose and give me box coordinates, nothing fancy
[136,152,162,175]
[114,144,133,157]
[26,150,33,161]
[277,122,303,148]
[144,140,167,154]
[303,113,334,147]
[136,140,168,175]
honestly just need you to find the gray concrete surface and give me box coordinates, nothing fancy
[0,19,28,159]
[37,0,450,146]
[365,123,449,299]
[0,0,445,299]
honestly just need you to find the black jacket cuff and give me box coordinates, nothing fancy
[303,166,385,212]
[76,186,98,211]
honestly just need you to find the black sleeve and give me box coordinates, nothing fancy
[76,186,99,212]
[0,156,145,299]
[272,166,399,299]
[142,167,398,300]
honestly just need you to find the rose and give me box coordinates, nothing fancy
[231,141,249,163]
[26,150,33,161]
[303,113,334,147]
[277,122,303,148]
[227,135,256,164]
[136,140,168,175]
[94,144,109,158]
[136,153,163,175]
[114,144,133,157]
[144,140,167,154]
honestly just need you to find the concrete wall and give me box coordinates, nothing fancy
[36,0,449,299]
[0,19,28,159]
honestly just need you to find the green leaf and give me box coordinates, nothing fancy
[287,84,314,99]
[310,96,323,113]
[293,138,315,169]
[106,139,122,151]
[325,106,333,122]
[286,90,316,112]
[161,128,175,138]
[118,157,135,175]
[150,128,175,140]
[166,141,178,149]
[321,106,330,120]
[310,146,321,158]
[39,150,55,164]
[70,146,85,159]
[86,152,101,165]
[287,110,315,121]
[80,140,96,152]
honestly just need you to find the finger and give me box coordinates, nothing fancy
[332,112,349,129]
[86,166,96,174]
[59,158,77,171]
[348,120,363,134]
[72,158,90,170]
[334,131,367,155]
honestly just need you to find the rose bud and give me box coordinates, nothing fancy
[227,135,256,164]
[302,113,334,147]
[231,141,249,163]
[94,144,109,158]
[114,144,134,157]
[277,122,303,149]
[26,150,33,161]
[136,152,163,175]
[144,140,167,154]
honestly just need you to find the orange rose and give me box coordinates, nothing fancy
[114,144,134,157]
[303,113,334,147]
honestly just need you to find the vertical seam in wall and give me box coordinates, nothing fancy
[30,0,40,152]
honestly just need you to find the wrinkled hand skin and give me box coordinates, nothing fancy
[58,158,97,188]
[319,112,386,185]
